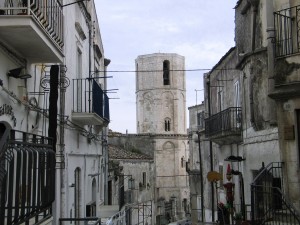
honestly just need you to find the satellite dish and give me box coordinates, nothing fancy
[207,171,223,182]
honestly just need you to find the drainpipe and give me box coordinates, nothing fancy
[266,0,277,124]
[196,132,204,222]
[59,65,67,221]
[249,69,256,130]
[206,74,215,222]
[103,58,111,205]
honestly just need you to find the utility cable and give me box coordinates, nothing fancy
[93,68,238,73]
[0,80,104,142]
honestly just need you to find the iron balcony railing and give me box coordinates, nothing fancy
[0,0,64,51]
[251,162,300,225]
[72,78,110,122]
[0,121,56,225]
[59,217,101,225]
[274,5,300,58]
[205,107,242,138]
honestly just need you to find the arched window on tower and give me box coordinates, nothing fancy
[163,60,170,85]
[164,118,171,131]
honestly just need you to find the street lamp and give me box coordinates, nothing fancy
[193,132,204,222]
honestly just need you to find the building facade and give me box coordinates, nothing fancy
[268,0,300,215]
[187,103,212,223]
[0,1,110,224]
[107,144,154,225]
[196,0,300,224]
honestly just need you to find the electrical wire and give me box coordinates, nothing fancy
[0,81,105,142]
[94,68,237,73]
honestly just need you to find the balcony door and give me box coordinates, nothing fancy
[76,47,83,112]
[234,81,241,128]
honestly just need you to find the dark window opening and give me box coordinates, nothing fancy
[165,119,171,131]
[142,172,147,186]
[197,111,205,130]
[108,180,112,205]
[163,60,170,85]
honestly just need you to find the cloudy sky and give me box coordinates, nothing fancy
[95,1,237,133]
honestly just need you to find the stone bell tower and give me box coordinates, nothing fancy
[135,53,189,221]
[135,53,186,134]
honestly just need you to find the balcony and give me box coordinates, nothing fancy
[274,5,300,58]
[205,107,242,145]
[0,0,63,63]
[0,121,55,225]
[71,78,110,127]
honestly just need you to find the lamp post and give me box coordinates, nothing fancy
[193,132,204,222]
[206,75,215,222]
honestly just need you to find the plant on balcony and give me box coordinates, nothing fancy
[217,202,230,225]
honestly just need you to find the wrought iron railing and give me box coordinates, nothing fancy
[0,0,64,51]
[72,78,110,122]
[205,107,242,138]
[274,5,300,57]
[0,121,56,225]
[59,217,101,225]
[251,162,300,225]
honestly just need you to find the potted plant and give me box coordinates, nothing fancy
[233,212,243,225]
[217,202,230,225]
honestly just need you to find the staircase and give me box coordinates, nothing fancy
[251,162,300,225]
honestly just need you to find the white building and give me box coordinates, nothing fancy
[0,1,110,224]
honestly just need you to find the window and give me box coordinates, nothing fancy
[76,48,82,78]
[234,81,240,107]
[197,195,202,221]
[197,111,205,130]
[181,157,185,168]
[76,48,82,112]
[274,6,298,57]
[94,59,100,77]
[108,180,112,205]
[234,81,242,127]
[165,119,171,131]
[142,172,146,186]
[218,90,223,112]
[163,60,170,85]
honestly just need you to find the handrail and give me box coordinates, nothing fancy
[0,127,55,225]
[251,162,282,185]
[251,162,300,225]
[274,5,300,57]
[0,121,11,158]
[72,78,110,122]
[205,107,242,137]
[0,122,11,223]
